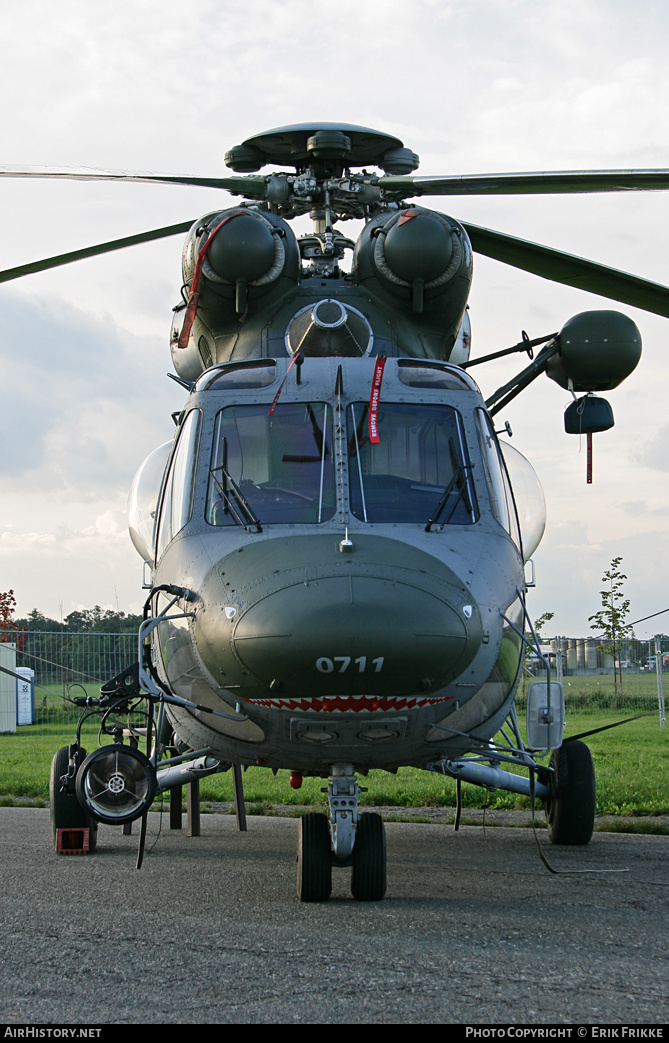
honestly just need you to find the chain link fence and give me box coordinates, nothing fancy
[1,632,138,747]
[519,635,668,721]
[1,630,667,755]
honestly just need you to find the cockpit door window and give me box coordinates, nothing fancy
[475,409,522,550]
[155,408,202,560]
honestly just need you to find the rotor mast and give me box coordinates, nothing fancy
[225,123,421,277]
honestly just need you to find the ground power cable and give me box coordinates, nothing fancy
[528,768,628,876]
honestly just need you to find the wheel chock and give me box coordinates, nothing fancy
[56,828,91,855]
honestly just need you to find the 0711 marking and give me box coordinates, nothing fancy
[316,656,384,674]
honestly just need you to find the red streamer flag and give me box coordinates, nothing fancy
[368,355,387,445]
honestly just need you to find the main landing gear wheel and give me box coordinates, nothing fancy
[49,745,98,852]
[297,813,333,902]
[544,739,596,845]
[351,812,387,901]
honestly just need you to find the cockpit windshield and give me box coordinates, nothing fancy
[206,402,336,526]
[347,402,477,524]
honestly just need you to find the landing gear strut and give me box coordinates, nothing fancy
[296,765,387,902]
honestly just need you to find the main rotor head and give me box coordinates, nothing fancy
[225,122,420,178]
[3,123,669,320]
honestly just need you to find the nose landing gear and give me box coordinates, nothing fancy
[297,813,332,902]
[296,765,387,902]
[351,812,387,901]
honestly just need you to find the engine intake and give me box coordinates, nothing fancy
[352,205,473,359]
[181,208,299,301]
[364,208,468,313]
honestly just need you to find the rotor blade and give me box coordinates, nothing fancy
[377,169,669,197]
[0,662,50,691]
[0,220,195,283]
[563,714,654,742]
[462,221,669,318]
[0,165,265,196]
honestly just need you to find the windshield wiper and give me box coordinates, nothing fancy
[425,464,474,531]
[209,458,263,533]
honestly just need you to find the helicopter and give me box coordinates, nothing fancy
[3,122,665,901]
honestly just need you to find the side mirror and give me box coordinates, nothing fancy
[526,680,565,751]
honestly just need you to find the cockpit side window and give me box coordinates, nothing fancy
[155,409,202,560]
[347,402,477,524]
[475,409,522,550]
[206,402,336,526]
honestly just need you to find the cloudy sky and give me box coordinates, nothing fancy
[0,0,668,638]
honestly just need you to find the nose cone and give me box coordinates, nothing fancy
[232,575,475,696]
[194,535,481,703]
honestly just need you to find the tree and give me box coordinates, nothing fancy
[15,605,143,634]
[588,556,633,697]
[0,590,16,641]
[533,611,555,640]
[0,590,26,647]
[16,609,63,632]
[63,606,143,633]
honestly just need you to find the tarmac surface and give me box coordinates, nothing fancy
[0,806,667,1025]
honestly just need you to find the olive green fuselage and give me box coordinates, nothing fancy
[169,204,473,382]
[150,356,525,775]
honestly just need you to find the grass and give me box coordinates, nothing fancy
[518,670,662,712]
[190,711,666,818]
[1,699,666,819]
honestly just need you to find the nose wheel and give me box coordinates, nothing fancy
[351,813,387,901]
[297,813,332,902]
[296,766,387,901]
